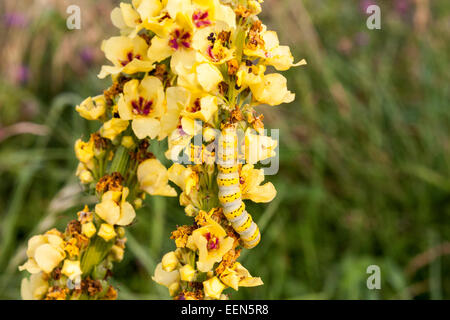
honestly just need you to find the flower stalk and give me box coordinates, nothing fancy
[18,0,306,300]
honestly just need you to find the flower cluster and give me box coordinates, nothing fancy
[19,0,305,300]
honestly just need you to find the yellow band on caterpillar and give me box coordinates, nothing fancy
[243,232,261,249]
[240,223,259,242]
[218,165,239,174]
[218,190,242,203]
[234,214,253,233]
[217,178,239,187]
[223,202,245,220]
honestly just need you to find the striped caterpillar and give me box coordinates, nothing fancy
[216,127,261,249]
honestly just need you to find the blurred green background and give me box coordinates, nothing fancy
[0,0,449,299]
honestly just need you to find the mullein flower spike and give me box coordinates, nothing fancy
[19,0,305,300]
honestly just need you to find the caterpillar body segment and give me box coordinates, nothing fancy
[216,128,261,249]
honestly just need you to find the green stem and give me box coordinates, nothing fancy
[80,236,114,277]
[108,146,130,176]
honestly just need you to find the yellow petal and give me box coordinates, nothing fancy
[196,63,223,92]
[61,260,82,281]
[95,200,121,225]
[203,277,226,300]
[132,118,161,139]
[34,244,64,274]
[152,263,180,288]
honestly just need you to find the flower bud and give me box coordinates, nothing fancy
[81,222,96,238]
[203,277,226,300]
[98,224,117,242]
[162,251,179,272]
[179,264,196,282]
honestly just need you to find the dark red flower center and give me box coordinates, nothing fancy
[193,10,212,28]
[204,232,220,250]
[120,51,142,67]
[131,96,153,116]
[169,29,192,50]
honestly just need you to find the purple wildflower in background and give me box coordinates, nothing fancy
[395,0,411,16]
[359,0,377,14]
[16,65,30,85]
[80,47,95,66]
[3,13,28,28]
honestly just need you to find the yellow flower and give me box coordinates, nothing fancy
[76,162,94,184]
[21,273,49,300]
[162,86,218,139]
[168,163,198,195]
[162,251,179,272]
[19,232,66,274]
[111,1,163,37]
[186,215,234,272]
[152,262,180,290]
[240,164,276,203]
[97,224,117,242]
[100,118,129,141]
[179,264,196,282]
[171,50,223,93]
[249,73,295,106]
[61,260,82,281]
[244,129,278,164]
[118,76,164,139]
[81,222,97,238]
[244,28,306,71]
[192,22,235,65]
[236,63,266,88]
[74,138,94,164]
[219,262,263,291]
[203,276,226,300]
[110,245,125,262]
[75,95,106,121]
[137,158,177,196]
[98,36,154,79]
[95,187,136,226]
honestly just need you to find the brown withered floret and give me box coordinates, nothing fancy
[218,81,229,96]
[52,268,62,281]
[103,286,118,300]
[45,286,68,300]
[73,233,90,250]
[82,278,103,297]
[247,112,265,132]
[103,76,130,106]
[132,140,155,164]
[217,31,231,44]
[92,132,110,151]
[96,172,124,194]
[234,5,252,18]
[215,248,242,276]
[66,220,81,236]
[152,64,168,83]
[227,59,239,76]
[139,33,152,45]
[176,289,204,300]
[171,225,195,248]
[247,20,265,50]
[77,205,93,224]
[230,106,244,123]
